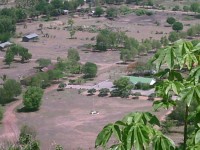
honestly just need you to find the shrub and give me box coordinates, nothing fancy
[87,88,96,95]
[36,58,51,67]
[82,62,97,78]
[166,17,176,25]
[110,89,121,97]
[133,92,141,96]
[134,82,153,90]
[98,88,110,97]
[23,86,44,110]
[0,105,4,121]
[172,22,183,32]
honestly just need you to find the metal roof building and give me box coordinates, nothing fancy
[125,76,156,85]
[22,33,38,42]
[0,41,13,50]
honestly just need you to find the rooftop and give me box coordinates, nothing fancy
[125,76,156,85]
[0,41,12,48]
[24,33,38,39]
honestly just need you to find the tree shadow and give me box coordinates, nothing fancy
[17,107,38,113]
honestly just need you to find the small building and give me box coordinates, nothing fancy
[0,41,13,51]
[125,76,156,85]
[22,33,38,42]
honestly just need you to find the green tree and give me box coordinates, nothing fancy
[94,6,104,17]
[69,29,76,39]
[113,77,134,98]
[168,31,180,42]
[0,79,22,104]
[87,88,96,95]
[4,49,14,67]
[0,16,16,34]
[120,49,132,63]
[82,62,97,78]
[190,2,200,14]
[151,40,200,150]
[48,69,63,81]
[36,58,52,67]
[95,112,175,150]
[23,86,44,110]
[67,48,80,61]
[172,22,183,32]
[166,17,176,25]
[0,105,4,121]
[106,7,118,18]
[68,18,74,28]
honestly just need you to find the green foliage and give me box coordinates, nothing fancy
[67,48,80,61]
[106,7,118,18]
[172,22,183,32]
[168,31,180,42]
[172,5,180,11]
[95,112,175,150]
[190,2,200,14]
[134,82,153,90]
[119,5,133,15]
[36,58,52,68]
[0,79,22,104]
[0,105,4,121]
[0,32,11,42]
[82,62,97,78]
[23,86,44,110]
[48,69,63,81]
[87,88,96,95]
[69,29,76,39]
[113,77,134,98]
[7,45,32,63]
[120,49,132,63]
[68,18,74,28]
[0,16,16,34]
[166,17,176,25]
[4,49,14,67]
[94,6,104,17]
[98,88,110,97]
[19,125,40,150]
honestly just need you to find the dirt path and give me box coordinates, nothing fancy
[0,83,59,142]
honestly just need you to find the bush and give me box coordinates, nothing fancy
[82,62,97,78]
[0,79,22,104]
[133,92,141,96]
[110,89,121,97]
[168,31,180,42]
[172,22,183,32]
[98,88,110,97]
[166,17,176,25]
[0,105,4,121]
[36,58,51,67]
[88,88,96,95]
[134,82,153,90]
[23,86,44,110]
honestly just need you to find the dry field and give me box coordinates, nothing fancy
[0,8,196,149]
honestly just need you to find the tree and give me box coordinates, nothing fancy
[67,48,80,61]
[183,6,190,12]
[106,7,118,18]
[87,88,96,95]
[68,18,74,28]
[94,6,104,17]
[98,88,109,97]
[168,31,180,42]
[48,69,63,81]
[172,22,183,32]
[23,86,44,110]
[69,29,76,39]
[4,49,14,67]
[95,112,175,150]
[0,79,22,104]
[36,58,51,67]
[190,2,200,14]
[166,17,176,25]
[120,49,132,63]
[82,62,97,78]
[18,47,32,62]
[0,16,16,34]
[113,77,134,98]
[0,105,3,121]
[151,40,200,150]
